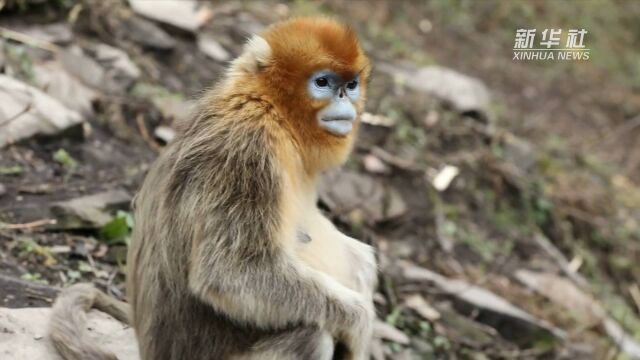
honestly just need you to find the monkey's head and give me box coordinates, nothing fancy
[229,17,371,173]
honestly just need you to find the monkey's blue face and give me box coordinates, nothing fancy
[308,70,360,137]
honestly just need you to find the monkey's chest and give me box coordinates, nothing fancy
[295,228,355,290]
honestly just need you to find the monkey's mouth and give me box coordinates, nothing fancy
[319,118,354,136]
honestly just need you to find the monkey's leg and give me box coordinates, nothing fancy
[236,327,334,360]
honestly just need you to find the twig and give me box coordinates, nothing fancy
[25,288,54,303]
[533,233,590,289]
[629,284,640,315]
[0,218,57,230]
[371,146,420,171]
[0,26,59,53]
[136,113,160,152]
[86,252,100,278]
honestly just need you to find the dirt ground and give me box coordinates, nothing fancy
[1,1,639,359]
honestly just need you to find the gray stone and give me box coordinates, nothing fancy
[92,43,141,91]
[122,15,176,50]
[378,63,491,118]
[197,33,231,62]
[503,133,536,174]
[0,307,138,360]
[154,126,176,144]
[374,320,410,345]
[319,170,407,223]
[12,23,73,45]
[0,75,84,148]
[516,269,640,358]
[51,190,131,229]
[128,0,213,32]
[32,60,97,116]
[400,261,566,343]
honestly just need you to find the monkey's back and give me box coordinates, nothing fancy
[125,97,296,359]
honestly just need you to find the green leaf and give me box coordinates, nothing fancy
[78,261,93,273]
[118,210,135,228]
[53,149,78,170]
[0,165,23,175]
[385,306,403,326]
[21,272,48,284]
[99,215,130,245]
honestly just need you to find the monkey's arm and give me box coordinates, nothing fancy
[297,210,377,360]
[188,238,369,333]
[173,120,371,336]
[313,210,378,294]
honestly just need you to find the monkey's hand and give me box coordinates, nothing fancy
[333,235,376,360]
[189,245,374,336]
[336,296,375,360]
[344,236,378,296]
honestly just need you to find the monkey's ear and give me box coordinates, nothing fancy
[229,35,272,75]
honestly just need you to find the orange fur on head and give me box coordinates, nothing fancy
[232,17,371,174]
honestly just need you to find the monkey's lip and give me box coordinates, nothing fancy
[319,118,354,136]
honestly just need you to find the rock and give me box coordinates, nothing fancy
[362,154,391,175]
[603,318,640,359]
[154,126,176,144]
[230,12,266,39]
[32,60,97,116]
[430,165,460,191]
[532,233,590,288]
[11,23,73,45]
[390,350,415,360]
[319,170,407,223]
[502,133,536,174]
[0,274,58,308]
[51,190,132,229]
[378,63,491,118]
[59,45,139,94]
[360,112,396,127]
[0,307,138,360]
[121,15,176,50]
[374,320,410,345]
[197,33,231,62]
[399,261,565,344]
[0,75,84,148]
[411,338,436,357]
[515,269,640,359]
[128,0,213,32]
[436,305,496,348]
[0,40,5,69]
[130,83,194,122]
[91,43,141,90]
[515,270,603,322]
[0,183,6,197]
[59,48,113,92]
[1,0,46,10]
[404,294,441,321]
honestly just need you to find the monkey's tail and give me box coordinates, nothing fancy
[48,283,131,360]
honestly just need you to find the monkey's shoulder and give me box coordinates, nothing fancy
[161,103,288,205]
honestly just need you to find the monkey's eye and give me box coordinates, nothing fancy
[315,77,329,87]
[346,80,359,90]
